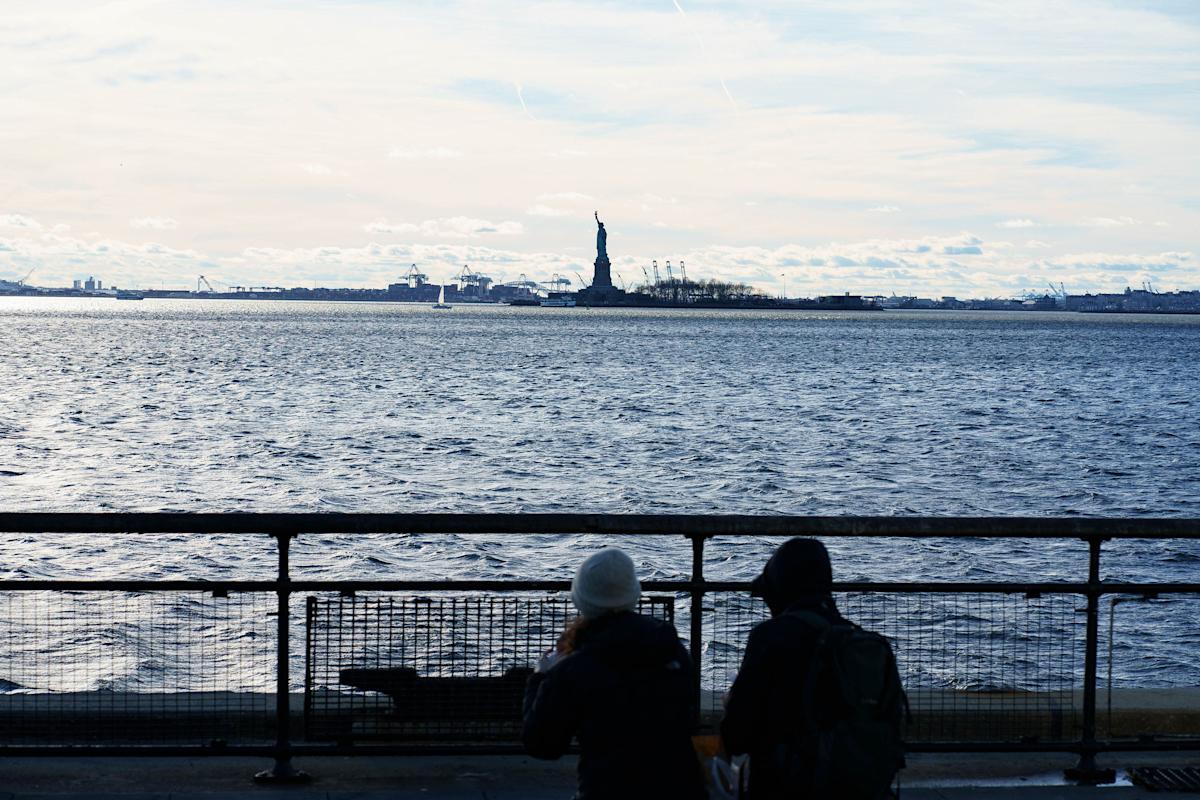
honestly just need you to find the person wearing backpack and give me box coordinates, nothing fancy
[522,547,706,800]
[721,538,907,799]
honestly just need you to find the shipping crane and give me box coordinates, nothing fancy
[574,271,589,289]
[404,264,428,287]
[197,275,216,293]
[17,268,35,285]
[652,260,661,284]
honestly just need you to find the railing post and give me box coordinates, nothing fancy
[688,533,706,717]
[1065,536,1115,785]
[254,532,311,783]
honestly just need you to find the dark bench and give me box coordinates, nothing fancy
[338,666,534,722]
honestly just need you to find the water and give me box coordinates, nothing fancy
[0,297,1197,691]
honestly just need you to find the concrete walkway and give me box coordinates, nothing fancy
[0,753,1197,798]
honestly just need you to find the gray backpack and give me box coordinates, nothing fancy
[775,610,908,799]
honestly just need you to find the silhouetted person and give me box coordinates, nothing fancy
[523,548,704,800]
[722,538,906,799]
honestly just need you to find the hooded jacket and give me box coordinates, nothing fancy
[722,538,847,800]
[522,611,705,800]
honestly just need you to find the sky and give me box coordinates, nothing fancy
[1,0,1198,297]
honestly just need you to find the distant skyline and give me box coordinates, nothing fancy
[1,0,1198,297]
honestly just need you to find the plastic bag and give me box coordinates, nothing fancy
[693,734,748,800]
[707,754,748,800]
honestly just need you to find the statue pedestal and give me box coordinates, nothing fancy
[592,256,613,290]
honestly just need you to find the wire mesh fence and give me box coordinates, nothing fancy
[0,514,1196,761]
[0,591,276,746]
[1101,595,1200,740]
[304,593,674,743]
[702,591,1084,744]
[0,588,1181,749]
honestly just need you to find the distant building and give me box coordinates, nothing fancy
[817,292,869,308]
[73,279,82,290]
[1065,288,1200,314]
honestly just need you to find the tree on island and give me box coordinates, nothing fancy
[635,274,767,304]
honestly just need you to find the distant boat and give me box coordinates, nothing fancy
[116,290,144,301]
[541,297,576,307]
[432,285,451,309]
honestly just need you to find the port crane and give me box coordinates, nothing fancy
[509,273,539,289]
[16,268,34,286]
[197,275,217,293]
[1048,282,1068,304]
[404,264,428,287]
[573,271,589,289]
[458,265,481,286]
[547,273,572,292]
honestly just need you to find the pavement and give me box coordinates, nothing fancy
[0,753,1198,798]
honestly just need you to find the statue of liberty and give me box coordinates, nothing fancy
[591,211,613,289]
[595,211,607,261]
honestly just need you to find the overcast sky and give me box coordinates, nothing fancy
[1,0,1198,296]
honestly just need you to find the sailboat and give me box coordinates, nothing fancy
[432,285,451,309]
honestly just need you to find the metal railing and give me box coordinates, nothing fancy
[0,513,1198,784]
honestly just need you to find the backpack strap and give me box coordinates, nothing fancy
[787,608,833,633]
[787,609,841,739]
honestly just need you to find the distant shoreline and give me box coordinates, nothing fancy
[6,292,1200,315]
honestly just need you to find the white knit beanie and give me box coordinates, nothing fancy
[571,548,641,619]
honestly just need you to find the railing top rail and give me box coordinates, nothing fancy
[0,513,1198,538]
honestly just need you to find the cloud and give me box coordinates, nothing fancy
[526,192,593,217]
[386,147,464,160]
[526,204,573,217]
[300,163,347,176]
[0,214,43,230]
[1080,216,1141,227]
[869,205,901,213]
[513,81,535,120]
[129,217,179,230]
[363,217,524,238]
[539,192,593,202]
[997,219,1038,228]
[1045,251,1192,272]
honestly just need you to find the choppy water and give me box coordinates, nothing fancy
[0,298,1197,692]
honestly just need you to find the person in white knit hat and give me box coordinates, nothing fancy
[570,547,642,620]
[522,547,704,800]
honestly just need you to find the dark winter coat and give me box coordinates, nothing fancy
[722,537,844,799]
[721,595,848,799]
[522,611,705,800]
